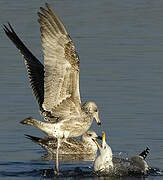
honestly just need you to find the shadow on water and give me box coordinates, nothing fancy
[0,161,163,180]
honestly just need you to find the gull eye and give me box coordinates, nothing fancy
[94,109,98,112]
[88,134,92,137]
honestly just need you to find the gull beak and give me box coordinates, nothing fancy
[92,134,102,141]
[92,138,102,150]
[102,131,106,148]
[94,112,101,126]
[97,135,102,140]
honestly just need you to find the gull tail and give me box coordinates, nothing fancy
[21,117,40,126]
[20,117,54,137]
[25,134,50,150]
[25,134,42,144]
[25,134,56,153]
[139,147,150,160]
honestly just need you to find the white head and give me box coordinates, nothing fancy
[83,101,101,126]
[93,131,113,172]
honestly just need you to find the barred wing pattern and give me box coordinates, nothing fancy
[38,3,81,119]
[3,24,44,110]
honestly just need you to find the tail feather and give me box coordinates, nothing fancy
[25,134,41,143]
[25,134,50,151]
[20,117,55,137]
[20,117,39,126]
[139,147,150,160]
[25,134,57,152]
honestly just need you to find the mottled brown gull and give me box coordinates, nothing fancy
[3,3,101,173]
[25,130,102,158]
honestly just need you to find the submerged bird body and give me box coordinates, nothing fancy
[129,147,150,173]
[129,156,149,173]
[25,130,99,155]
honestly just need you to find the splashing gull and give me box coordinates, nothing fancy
[93,131,113,172]
[3,3,101,173]
[93,131,151,176]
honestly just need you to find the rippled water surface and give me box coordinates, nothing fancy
[0,0,163,179]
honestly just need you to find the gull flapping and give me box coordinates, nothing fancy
[129,147,150,173]
[3,3,101,173]
[93,131,151,176]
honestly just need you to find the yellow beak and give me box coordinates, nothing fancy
[102,131,106,148]
[102,131,106,142]
[93,139,101,149]
[93,131,107,150]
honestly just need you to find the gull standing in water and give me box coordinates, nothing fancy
[25,130,102,158]
[3,3,101,173]
[93,131,151,176]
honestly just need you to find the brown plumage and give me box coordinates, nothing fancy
[3,3,101,173]
[25,130,101,157]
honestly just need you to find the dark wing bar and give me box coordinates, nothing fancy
[3,23,44,110]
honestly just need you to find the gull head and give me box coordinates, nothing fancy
[82,130,102,143]
[83,101,101,126]
[93,131,113,172]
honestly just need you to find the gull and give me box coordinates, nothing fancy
[93,131,151,176]
[93,131,113,172]
[3,3,101,173]
[129,147,150,173]
[25,130,102,158]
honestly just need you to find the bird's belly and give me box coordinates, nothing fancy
[60,119,92,138]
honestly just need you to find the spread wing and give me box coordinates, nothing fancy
[38,3,81,118]
[3,24,44,110]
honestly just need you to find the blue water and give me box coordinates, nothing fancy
[0,0,163,179]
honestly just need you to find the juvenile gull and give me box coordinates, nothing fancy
[93,131,151,176]
[3,3,101,173]
[25,130,101,158]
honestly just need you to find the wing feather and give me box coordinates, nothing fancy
[3,23,44,110]
[38,3,81,117]
[4,3,82,122]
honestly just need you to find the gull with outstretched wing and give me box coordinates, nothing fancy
[3,3,101,174]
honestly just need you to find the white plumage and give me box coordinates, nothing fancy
[93,131,150,176]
